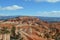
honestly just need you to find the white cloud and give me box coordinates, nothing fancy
[24,0,60,3]
[46,0,60,2]
[0,5,24,10]
[36,11,60,17]
[35,0,60,2]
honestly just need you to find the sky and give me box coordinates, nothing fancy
[0,0,60,17]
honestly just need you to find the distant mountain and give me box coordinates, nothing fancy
[0,16,17,20]
[0,16,60,22]
[37,16,60,22]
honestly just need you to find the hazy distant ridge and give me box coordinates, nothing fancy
[0,16,60,22]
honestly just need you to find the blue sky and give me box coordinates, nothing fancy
[0,0,60,17]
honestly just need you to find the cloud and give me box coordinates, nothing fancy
[36,11,60,17]
[0,5,24,10]
[24,0,60,3]
[46,0,60,2]
[35,0,60,2]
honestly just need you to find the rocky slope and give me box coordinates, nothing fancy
[0,16,60,40]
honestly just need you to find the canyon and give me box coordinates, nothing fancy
[0,16,60,40]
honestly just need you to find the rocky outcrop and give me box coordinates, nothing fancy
[0,16,60,40]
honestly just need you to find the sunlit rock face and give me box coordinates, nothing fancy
[0,34,10,40]
[0,16,60,40]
